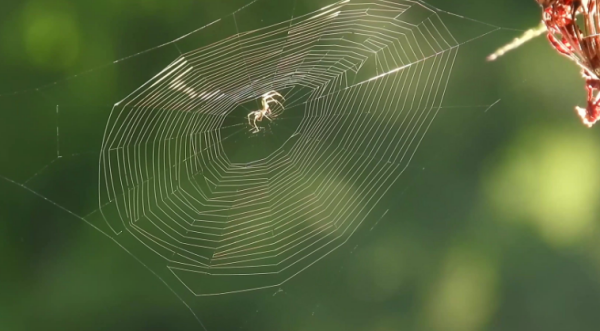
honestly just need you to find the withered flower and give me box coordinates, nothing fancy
[539,0,600,127]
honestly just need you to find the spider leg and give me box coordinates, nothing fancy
[248,111,260,132]
[263,91,284,101]
[265,97,284,109]
[252,116,259,133]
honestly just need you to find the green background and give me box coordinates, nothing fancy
[2,0,600,331]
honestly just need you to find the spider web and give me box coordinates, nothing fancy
[0,0,513,330]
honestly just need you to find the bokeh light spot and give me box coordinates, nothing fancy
[485,127,600,247]
[21,1,80,70]
[422,248,498,331]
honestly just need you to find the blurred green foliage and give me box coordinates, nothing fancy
[1,1,600,331]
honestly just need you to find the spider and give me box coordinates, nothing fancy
[247,91,285,133]
[488,0,600,127]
